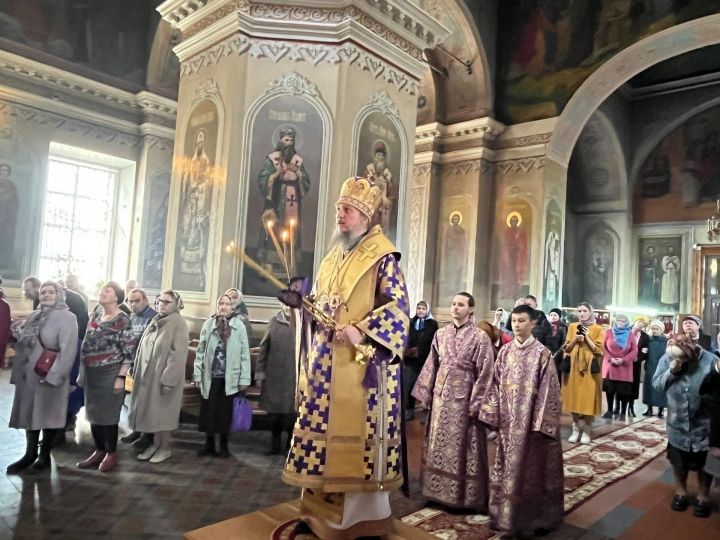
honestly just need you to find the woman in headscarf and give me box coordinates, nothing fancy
[493,307,511,335]
[224,287,253,343]
[561,302,604,444]
[255,301,296,454]
[7,281,78,473]
[601,314,638,420]
[128,290,189,464]
[478,320,512,357]
[643,320,668,418]
[404,300,439,420]
[194,294,250,457]
[77,281,135,473]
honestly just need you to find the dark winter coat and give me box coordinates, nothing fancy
[407,316,439,368]
[532,310,553,348]
[256,311,297,414]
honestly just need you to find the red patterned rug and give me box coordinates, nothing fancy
[402,417,667,538]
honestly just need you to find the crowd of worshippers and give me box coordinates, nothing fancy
[1,274,296,475]
[406,293,720,534]
[3,273,720,535]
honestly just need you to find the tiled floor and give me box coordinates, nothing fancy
[0,367,718,539]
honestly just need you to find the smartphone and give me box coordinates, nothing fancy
[577,324,587,335]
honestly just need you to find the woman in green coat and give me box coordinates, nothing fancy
[193,294,251,457]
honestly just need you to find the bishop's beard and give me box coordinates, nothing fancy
[331,230,361,252]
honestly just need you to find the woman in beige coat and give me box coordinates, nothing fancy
[128,290,188,464]
[8,281,78,473]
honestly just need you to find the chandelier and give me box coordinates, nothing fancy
[709,200,720,241]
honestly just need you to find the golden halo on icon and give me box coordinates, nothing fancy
[506,211,522,227]
[448,210,463,225]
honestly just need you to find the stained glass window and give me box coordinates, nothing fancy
[38,157,118,292]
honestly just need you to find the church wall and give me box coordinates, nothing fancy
[0,97,142,309]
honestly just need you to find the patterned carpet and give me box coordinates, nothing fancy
[401,417,668,539]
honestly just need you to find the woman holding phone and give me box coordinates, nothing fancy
[561,302,604,444]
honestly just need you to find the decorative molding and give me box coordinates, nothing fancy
[191,77,221,105]
[143,135,174,152]
[183,2,424,61]
[267,71,319,98]
[443,158,494,176]
[415,118,505,150]
[367,91,400,120]
[413,162,432,185]
[162,0,447,51]
[498,132,552,149]
[180,35,419,95]
[405,183,428,305]
[496,156,545,175]
[0,99,141,149]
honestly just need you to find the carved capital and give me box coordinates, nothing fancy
[267,72,319,98]
[192,77,220,105]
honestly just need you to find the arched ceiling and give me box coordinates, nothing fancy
[413,0,494,125]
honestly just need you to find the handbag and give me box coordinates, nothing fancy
[231,396,253,432]
[590,356,601,374]
[124,372,135,393]
[34,334,58,378]
[560,354,571,373]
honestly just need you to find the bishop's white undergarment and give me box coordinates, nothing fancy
[325,492,391,530]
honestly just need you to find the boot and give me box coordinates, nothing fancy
[99,452,119,473]
[643,407,653,417]
[197,434,217,457]
[217,434,230,459]
[6,430,40,474]
[628,403,636,418]
[265,431,281,456]
[658,408,664,419]
[28,429,57,472]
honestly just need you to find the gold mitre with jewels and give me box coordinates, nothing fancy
[336,175,382,219]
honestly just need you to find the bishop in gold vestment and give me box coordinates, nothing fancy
[282,176,410,539]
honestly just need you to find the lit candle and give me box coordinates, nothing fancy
[281,229,290,279]
[265,219,286,267]
[289,218,296,275]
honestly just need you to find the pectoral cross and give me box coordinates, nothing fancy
[358,243,378,262]
[286,193,297,207]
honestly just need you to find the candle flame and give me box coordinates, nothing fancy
[281,230,289,241]
[266,219,274,229]
[289,218,296,227]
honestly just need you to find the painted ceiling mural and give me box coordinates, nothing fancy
[0,0,158,88]
[633,102,720,224]
[495,0,720,124]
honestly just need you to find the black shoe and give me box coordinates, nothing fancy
[628,406,636,418]
[121,431,142,444]
[132,434,154,452]
[6,431,40,474]
[197,444,218,457]
[694,500,711,518]
[671,494,689,511]
[602,411,613,419]
[6,453,38,474]
[54,431,67,447]
[217,435,230,458]
[658,410,664,419]
[27,454,51,472]
[643,408,653,416]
